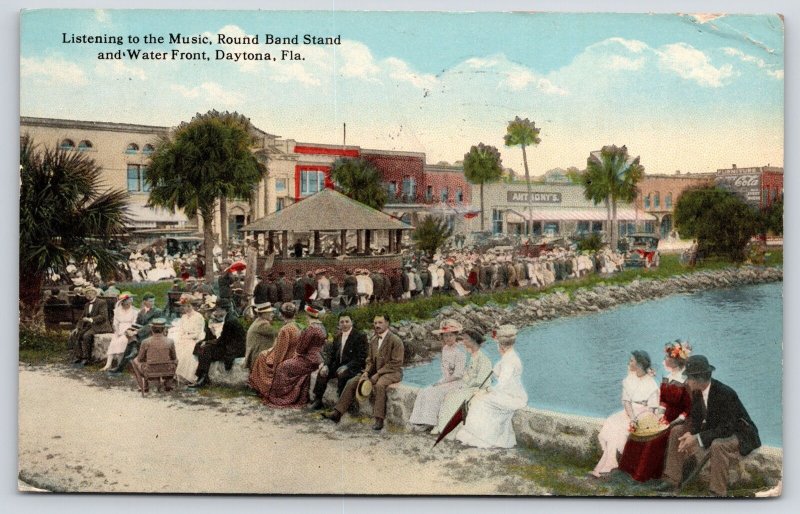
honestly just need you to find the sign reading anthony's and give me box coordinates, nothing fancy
[507,191,562,203]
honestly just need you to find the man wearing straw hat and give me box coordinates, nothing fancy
[653,355,761,496]
[323,313,404,431]
[70,286,112,367]
[130,318,177,393]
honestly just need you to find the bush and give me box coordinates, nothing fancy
[576,233,604,252]
[19,324,70,364]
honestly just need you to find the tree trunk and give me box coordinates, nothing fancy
[19,270,45,322]
[605,196,612,248]
[611,196,619,252]
[522,145,533,237]
[480,182,485,231]
[202,209,216,285]
[220,197,229,259]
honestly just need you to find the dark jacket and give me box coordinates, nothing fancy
[82,299,112,333]
[253,280,270,304]
[690,379,761,456]
[276,278,293,303]
[322,329,368,376]
[217,272,234,299]
[343,275,358,297]
[134,306,163,341]
[292,276,305,301]
[203,315,247,361]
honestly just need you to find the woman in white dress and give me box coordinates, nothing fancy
[456,325,528,449]
[432,328,493,436]
[409,320,467,430]
[591,350,659,478]
[168,294,206,384]
[101,292,139,371]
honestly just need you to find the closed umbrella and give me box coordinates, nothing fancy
[432,371,493,447]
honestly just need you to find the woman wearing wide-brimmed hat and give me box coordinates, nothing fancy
[169,293,206,384]
[431,328,493,437]
[591,350,659,478]
[455,325,528,449]
[619,340,693,482]
[101,292,139,371]
[248,302,302,400]
[408,319,467,430]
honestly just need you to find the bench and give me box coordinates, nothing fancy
[42,303,75,330]
[131,360,178,397]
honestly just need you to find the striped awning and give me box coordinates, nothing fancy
[505,208,655,223]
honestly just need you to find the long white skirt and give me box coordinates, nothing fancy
[409,380,462,426]
[169,329,199,383]
[592,404,649,476]
[456,392,525,449]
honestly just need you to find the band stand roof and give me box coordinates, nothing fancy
[241,188,414,233]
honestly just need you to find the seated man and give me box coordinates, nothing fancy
[130,318,177,392]
[69,286,112,367]
[190,304,246,388]
[654,355,761,496]
[310,313,368,410]
[323,314,404,431]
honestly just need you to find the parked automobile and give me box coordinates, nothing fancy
[623,233,660,268]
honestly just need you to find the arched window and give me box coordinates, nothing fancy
[456,188,464,202]
[142,144,155,155]
[654,191,661,209]
[665,192,673,209]
[77,140,93,151]
[60,139,75,150]
[644,193,651,209]
[402,175,416,201]
[125,143,139,154]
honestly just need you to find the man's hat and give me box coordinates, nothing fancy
[150,318,170,328]
[254,302,274,314]
[356,377,373,402]
[685,355,716,376]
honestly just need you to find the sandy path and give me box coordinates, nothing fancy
[18,365,542,495]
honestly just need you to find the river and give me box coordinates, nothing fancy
[404,282,783,446]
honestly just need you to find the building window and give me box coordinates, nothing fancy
[619,221,636,236]
[492,209,503,234]
[275,179,287,192]
[543,222,560,236]
[441,187,449,203]
[60,139,75,150]
[426,185,433,202]
[276,198,285,211]
[127,164,150,192]
[402,176,416,201]
[644,194,651,209]
[665,193,672,209]
[654,192,660,209]
[386,181,397,198]
[77,140,93,151]
[577,221,590,235]
[300,170,326,196]
[125,143,139,154]
[456,188,464,203]
[142,144,155,155]
[644,221,655,234]
[592,221,603,233]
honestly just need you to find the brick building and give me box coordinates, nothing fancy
[636,172,715,238]
[714,165,784,210]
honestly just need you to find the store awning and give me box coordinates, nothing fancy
[505,208,655,223]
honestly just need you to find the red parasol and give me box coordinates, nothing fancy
[432,371,493,447]
[226,261,246,273]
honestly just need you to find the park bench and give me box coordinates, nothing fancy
[42,303,76,330]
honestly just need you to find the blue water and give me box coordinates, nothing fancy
[404,282,783,446]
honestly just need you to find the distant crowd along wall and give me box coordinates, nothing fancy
[257,254,403,282]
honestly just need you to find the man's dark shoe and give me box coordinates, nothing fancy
[189,375,210,388]
[310,399,324,410]
[372,418,384,431]
[652,479,679,493]
[322,410,341,423]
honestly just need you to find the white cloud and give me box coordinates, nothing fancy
[607,55,645,70]
[385,57,437,89]
[20,56,88,86]
[271,62,321,86]
[170,82,244,107]
[723,47,783,80]
[464,57,501,69]
[657,43,733,87]
[94,10,110,24]
[605,37,647,53]
[536,78,567,96]
[95,60,146,80]
[338,40,381,80]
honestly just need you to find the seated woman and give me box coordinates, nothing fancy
[456,325,528,449]
[102,292,138,371]
[168,294,206,384]
[409,319,467,430]
[431,328,493,437]
[619,340,693,482]
[591,350,659,478]
[248,302,301,401]
[266,305,328,408]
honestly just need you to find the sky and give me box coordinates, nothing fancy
[19,9,784,176]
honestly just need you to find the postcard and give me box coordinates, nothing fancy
[18,8,783,497]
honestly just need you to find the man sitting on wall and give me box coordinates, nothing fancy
[190,302,246,388]
[311,313,368,410]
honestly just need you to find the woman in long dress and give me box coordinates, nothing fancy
[619,341,693,481]
[409,320,467,429]
[432,328,493,436]
[101,292,139,371]
[248,302,301,399]
[591,350,660,478]
[169,295,206,384]
[456,325,528,449]
[265,310,327,408]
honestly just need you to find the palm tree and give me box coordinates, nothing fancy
[329,157,388,210]
[582,145,645,251]
[19,136,130,318]
[504,117,541,236]
[146,110,265,283]
[412,215,453,258]
[463,143,503,231]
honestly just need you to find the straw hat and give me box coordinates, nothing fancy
[356,377,373,402]
[628,411,669,441]
[254,302,274,314]
[431,319,463,335]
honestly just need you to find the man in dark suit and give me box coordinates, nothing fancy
[108,292,163,374]
[311,314,368,410]
[654,355,760,496]
[342,269,358,308]
[190,305,247,388]
[323,313,404,431]
[70,287,112,366]
[276,271,293,304]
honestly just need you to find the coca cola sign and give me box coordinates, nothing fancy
[715,173,762,206]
